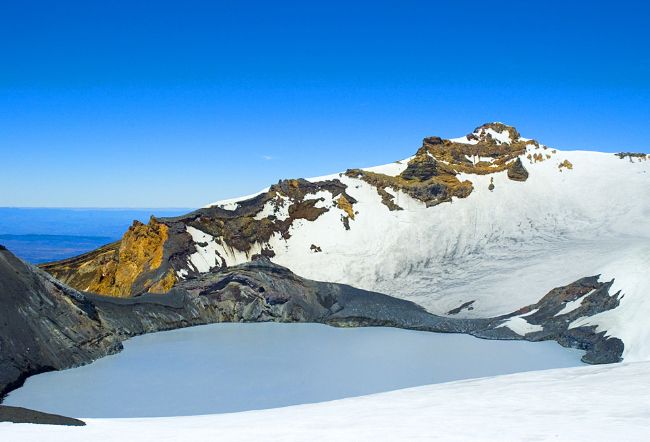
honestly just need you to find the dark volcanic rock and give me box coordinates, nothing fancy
[476,276,624,364]
[401,155,439,181]
[0,405,85,426]
[0,246,122,402]
[616,152,648,162]
[507,157,529,181]
[447,300,475,315]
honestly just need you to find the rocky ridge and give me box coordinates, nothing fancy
[41,123,554,297]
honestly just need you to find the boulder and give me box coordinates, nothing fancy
[507,158,529,181]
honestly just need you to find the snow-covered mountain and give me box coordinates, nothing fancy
[42,123,650,361]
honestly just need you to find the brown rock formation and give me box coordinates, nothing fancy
[559,159,574,171]
[507,158,529,181]
[41,218,171,297]
[336,195,355,219]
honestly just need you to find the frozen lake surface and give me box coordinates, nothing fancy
[5,323,585,418]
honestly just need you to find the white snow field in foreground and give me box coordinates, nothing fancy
[3,361,650,441]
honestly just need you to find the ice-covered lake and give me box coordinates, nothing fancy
[5,323,585,418]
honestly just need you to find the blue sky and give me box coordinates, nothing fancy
[1,0,649,208]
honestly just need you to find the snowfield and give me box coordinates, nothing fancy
[4,361,650,441]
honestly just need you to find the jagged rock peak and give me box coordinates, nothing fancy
[450,122,523,146]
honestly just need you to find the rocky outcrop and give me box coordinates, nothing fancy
[38,241,120,293]
[336,195,355,219]
[616,152,649,162]
[420,131,528,176]
[507,158,529,181]
[558,159,574,171]
[345,167,473,209]
[344,124,542,210]
[400,152,440,181]
[477,276,623,364]
[447,300,475,315]
[0,245,123,401]
[0,405,85,426]
[39,218,171,297]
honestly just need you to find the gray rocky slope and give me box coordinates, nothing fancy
[0,244,623,403]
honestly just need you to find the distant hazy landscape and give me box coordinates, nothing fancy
[0,208,190,263]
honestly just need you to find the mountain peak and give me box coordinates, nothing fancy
[450,122,522,146]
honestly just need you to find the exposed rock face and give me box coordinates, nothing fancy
[400,152,440,181]
[0,245,625,402]
[507,158,529,181]
[421,130,528,176]
[345,167,473,209]
[0,246,123,400]
[40,218,171,297]
[0,405,85,426]
[447,300,475,315]
[558,159,574,171]
[616,152,649,162]
[336,195,355,219]
[345,123,542,210]
[39,241,120,293]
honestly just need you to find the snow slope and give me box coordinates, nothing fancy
[4,361,649,441]
[282,150,648,316]
[198,127,650,361]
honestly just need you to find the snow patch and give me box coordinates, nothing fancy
[497,309,543,335]
[482,128,513,144]
[449,135,479,145]
[554,291,592,317]
[362,157,413,177]
[204,189,270,210]
[186,226,266,272]
[254,195,290,221]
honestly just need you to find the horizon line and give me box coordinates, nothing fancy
[0,206,196,210]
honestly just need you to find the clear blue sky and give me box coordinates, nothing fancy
[1,0,649,208]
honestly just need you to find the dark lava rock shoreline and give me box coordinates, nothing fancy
[0,405,85,426]
[0,245,623,414]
